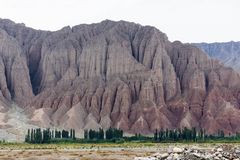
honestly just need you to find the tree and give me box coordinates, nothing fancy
[169,130,174,140]
[159,129,164,141]
[72,129,76,140]
[98,128,104,140]
[70,129,73,139]
[199,128,203,140]
[192,127,197,141]
[154,129,158,141]
[89,129,95,140]
[84,130,88,139]
[62,130,69,138]
[30,129,34,143]
[25,128,78,143]
[106,128,113,140]
[173,130,178,141]
[113,128,123,139]
[35,128,42,143]
[55,130,61,138]
[51,130,54,139]
[120,129,123,138]
[220,130,225,138]
[43,128,51,143]
[25,129,30,143]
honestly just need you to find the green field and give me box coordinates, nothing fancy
[1,140,240,150]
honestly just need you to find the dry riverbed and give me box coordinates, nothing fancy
[0,143,239,160]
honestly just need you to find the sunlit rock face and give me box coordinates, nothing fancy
[1,18,240,135]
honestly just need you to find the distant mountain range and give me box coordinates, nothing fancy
[194,41,240,73]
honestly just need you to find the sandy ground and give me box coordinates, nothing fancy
[0,143,234,160]
[0,148,147,160]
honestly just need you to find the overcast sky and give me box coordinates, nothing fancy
[0,0,239,43]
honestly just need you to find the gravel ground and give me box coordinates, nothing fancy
[0,144,239,160]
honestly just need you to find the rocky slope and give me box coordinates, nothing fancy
[194,41,240,73]
[0,18,240,136]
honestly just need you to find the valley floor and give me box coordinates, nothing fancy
[0,143,239,160]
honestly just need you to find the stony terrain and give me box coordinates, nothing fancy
[135,145,240,160]
[1,18,240,140]
[194,41,240,73]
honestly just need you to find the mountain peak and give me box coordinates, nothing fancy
[0,19,240,139]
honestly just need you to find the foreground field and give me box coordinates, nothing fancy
[0,143,239,160]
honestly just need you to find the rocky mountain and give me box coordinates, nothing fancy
[0,18,240,137]
[194,41,240,73]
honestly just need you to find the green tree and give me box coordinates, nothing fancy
[89,129,95,140]
[72,129,76,140]
[154,129,158,141]
[220,130,225,138]
[55,130,61,138]
[43,128,51,143]
[51,130,54,139]
[30,129,34,143]
[98,128,104,140]
[192,127,197,141]
[70,129,73,139]
[158,129,164,141]
[35,128,42,143]
[62,130,69,138]
[106,128,113,140]
[84,130,88,139]
[165,129,169,140]
[25,129,30,143]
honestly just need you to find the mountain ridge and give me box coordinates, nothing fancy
[0,19,240,138]
[194,41,240,73]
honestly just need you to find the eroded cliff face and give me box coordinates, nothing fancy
[0,19,240,135]
[0,27,34,105]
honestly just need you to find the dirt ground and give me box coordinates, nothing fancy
[0,143,238,160]
[0,148,154,160]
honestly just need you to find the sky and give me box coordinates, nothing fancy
[0,0,239,43]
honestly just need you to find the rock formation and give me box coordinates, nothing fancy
[0,18,240,135]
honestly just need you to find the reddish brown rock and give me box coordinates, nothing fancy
[0,19,240,135]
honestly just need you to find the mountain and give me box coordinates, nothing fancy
[0,19,240,139]
[194,41,240,73]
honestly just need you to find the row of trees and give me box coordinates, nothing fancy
[84,128,123,140]
[25,128,123,143]
[153,128,226,142]
[26,127,237,144]
[84,128,104,140]
[25,128,76,143]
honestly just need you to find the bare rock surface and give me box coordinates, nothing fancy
[0,18,240,137]
[0,104,38,142]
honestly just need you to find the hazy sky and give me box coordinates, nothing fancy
[0,0,239,43]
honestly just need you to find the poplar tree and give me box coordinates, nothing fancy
[84,130,88,139]
[72,129,76,140]
[25,129,30,143]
